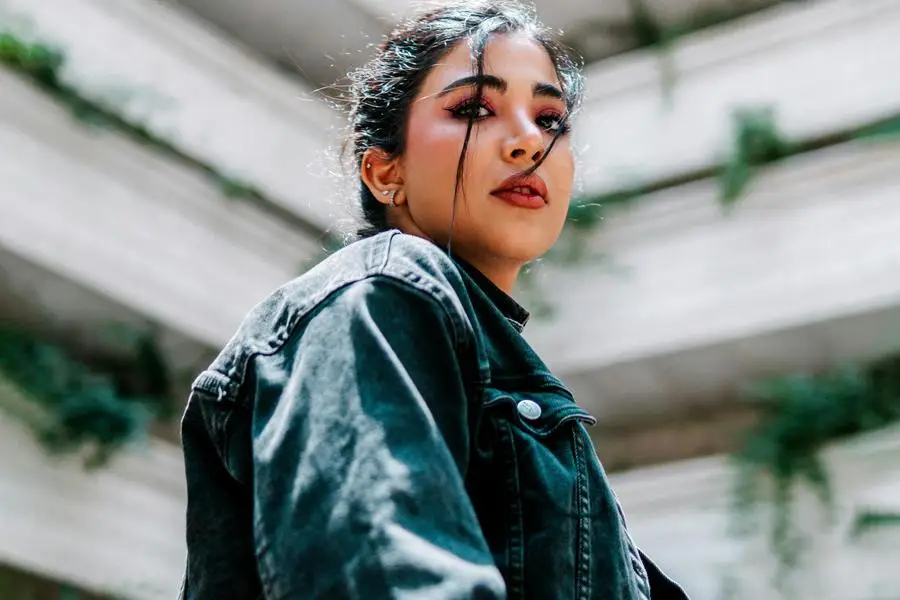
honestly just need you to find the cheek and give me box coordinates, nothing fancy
[404,115,466,185]
[548,144,575,203]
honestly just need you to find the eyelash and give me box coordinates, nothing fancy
[446,98,571,135]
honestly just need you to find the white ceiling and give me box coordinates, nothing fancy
[164,0,782,92]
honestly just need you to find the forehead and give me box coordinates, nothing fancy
[419,32,560,95]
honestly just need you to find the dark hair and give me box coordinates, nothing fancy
[346,0,585,239]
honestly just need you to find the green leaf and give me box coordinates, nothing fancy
[849,511,900,540]
[719,106,790,209]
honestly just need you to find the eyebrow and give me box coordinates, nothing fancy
[436,74,564,100]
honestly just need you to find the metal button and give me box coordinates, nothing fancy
[516,399,542,420]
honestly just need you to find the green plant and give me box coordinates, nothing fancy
[0,32,131,130]
[0,31,62,83]
[731,354,900,584]
[719,106,791,208]
[0,324,175,468]
[854,115,900,143]
[849,510,900,540]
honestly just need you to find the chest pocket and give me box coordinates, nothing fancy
[470,385,589,598]
[471,384,649,600]
[480,385,596,512]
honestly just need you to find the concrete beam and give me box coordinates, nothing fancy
[0,0,344,231]
[576,0,900,196]
[0,68,320,349]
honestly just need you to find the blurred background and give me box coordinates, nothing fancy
[1,0,899,598]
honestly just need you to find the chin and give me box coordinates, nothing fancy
[488,230,557,264]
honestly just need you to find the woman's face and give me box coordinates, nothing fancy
[394,32,575,276]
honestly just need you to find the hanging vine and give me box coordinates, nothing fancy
[0,324,175,468]
[730,353,900,586]
[719,106,791,208]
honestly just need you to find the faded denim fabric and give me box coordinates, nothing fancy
[179,230,690,600]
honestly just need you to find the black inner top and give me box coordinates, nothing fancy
[452,257,530,332]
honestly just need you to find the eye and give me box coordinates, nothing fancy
[536,111,570,135]
[447,99,494,121]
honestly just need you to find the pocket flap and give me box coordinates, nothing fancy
[482,386,597,438]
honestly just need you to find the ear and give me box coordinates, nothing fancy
[360,147,405,206]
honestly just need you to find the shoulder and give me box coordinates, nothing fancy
[377,231,472,316]
[317,230,472,324]
[192,230,475,399]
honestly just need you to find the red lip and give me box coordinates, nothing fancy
[490,173,548,209]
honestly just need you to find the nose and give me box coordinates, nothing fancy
[501,115,544,165]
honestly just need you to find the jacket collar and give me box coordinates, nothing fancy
[452,257,530,332]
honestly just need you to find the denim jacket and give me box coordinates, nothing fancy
[179,230,689,600]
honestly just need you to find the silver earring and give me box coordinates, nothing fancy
[366,163,372,169]
[381,189,398,207]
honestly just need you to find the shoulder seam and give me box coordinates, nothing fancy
[190,232,476,401]
[369,273,472,352]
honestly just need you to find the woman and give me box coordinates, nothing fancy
[179,1,690,598]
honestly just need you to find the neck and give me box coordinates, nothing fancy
[450,250,522,296]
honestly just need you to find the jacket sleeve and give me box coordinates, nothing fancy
[249,276,506,600]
